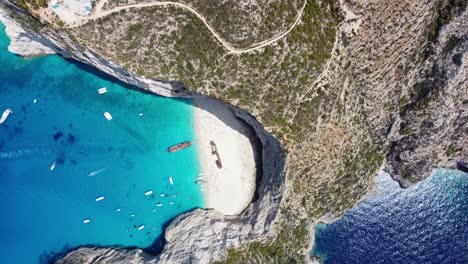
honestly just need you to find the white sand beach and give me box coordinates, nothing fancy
[193,96,257,215]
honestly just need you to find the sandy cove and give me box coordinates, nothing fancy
[1,8,257,216]
[193,95,257,215]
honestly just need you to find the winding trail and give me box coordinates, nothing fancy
[71,0,307,54]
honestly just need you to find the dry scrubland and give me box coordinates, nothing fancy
[8,0,467,262]
[102,0,303,48]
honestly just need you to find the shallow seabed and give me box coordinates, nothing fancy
[313,169,468,264]
[0,23,203,263]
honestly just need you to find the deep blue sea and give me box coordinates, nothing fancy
[313,169,468,264]
[0,23,203,263]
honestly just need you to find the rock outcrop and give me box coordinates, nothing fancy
[0,7,55,55]
[55,248,154,264]
[385,6,467,186]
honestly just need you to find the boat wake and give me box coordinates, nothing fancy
[0,148,47,159]
[88,167,106,177]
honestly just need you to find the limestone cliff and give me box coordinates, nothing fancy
[0,0,466,263]
[385,3,467,186]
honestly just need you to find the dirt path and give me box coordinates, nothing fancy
[69,0,307,54]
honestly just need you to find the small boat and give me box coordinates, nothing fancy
[167,141,191,153]
[196,176,204,180]
[156,203,163,207]
[50,162,56,171]
[169,201,174,205]
[0,108,12,124]
[98,87,107,94]
[116,208,121,212]
[171,194,177,198]
[152,208,156,212]
[195,180,204,185]
[88,167,106,177]
[130,214,135,217]
[138,225,145,230]
[169,176,174,185]
[95,196,105,202]
[104,112,112,121]
[33,99,37,104]
[139,113,143,116]
[198,172,203,176]
[145,190,153,196]
[160,193,167,197]
[82,218,91,224]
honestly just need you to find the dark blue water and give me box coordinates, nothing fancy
[313,169,468,264]
[0,23,203,263]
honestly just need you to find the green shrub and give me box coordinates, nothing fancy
[37,0,47,8]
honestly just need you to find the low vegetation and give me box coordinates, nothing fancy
[217,210,309,264]
[103,0,303,48]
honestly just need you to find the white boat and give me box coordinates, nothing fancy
[138,225,145,230]
[116,208,121,212]
[98,87,108,94]
[195,180,204,184]
[159,193,167,197]
[33,99,37,104]
[156,203,163,207]
[196,176,204,180]
[104,112,112,121]
[130,214,135,217]
[168,176,174,185]
[95,196,105,202]
[82,218,91,224]
[0,108,12,124]
[50,162,56,171]
[88,167,106,177]
[152,208,156,212]
[145,190,153,196]
[139,113,143,116]
[169,201,174,205]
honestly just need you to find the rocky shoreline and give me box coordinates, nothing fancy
[0,2,286,263]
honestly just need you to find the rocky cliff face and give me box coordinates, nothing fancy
[385,4,467,186]
[310,0,467,189]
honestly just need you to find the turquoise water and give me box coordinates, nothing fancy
[0,23,203,263]
[313,169,468,264]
